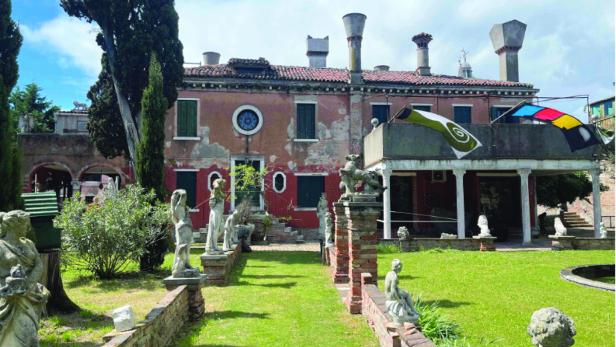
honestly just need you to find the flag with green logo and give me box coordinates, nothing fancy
[394,105,482,159]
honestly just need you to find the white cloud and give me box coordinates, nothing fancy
[20,14,102,78]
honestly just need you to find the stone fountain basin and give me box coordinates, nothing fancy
[560,264,615,292]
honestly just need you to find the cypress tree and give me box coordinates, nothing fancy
[136,54,166,198]
[0,0,23,211]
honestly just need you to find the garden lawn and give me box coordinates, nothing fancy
[178,251,379,347]
[377,249,615,346]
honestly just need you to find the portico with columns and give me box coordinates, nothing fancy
[366,122,603,244]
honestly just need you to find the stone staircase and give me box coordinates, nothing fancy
[265,221,304,243]
[561,211,593,228]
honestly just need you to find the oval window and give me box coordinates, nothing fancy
[273,172,286,193]
[208,171,221,191]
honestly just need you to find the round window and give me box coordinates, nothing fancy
[232,105,263,136]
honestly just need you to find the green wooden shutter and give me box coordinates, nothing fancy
[297,176,324,207]
[176,171,197,207]
[297,104,316,139]
[177,100,197,137]
[454,106,472,124]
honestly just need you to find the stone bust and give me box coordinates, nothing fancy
[397,226,410,241]
[0,210,50,347]
[528,307,575,347]
[384,259,419,326]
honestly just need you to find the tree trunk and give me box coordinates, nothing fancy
[101,26,140,163]
[40,249,80,314]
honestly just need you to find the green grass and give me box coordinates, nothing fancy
[377,250,615,346]
[178,251,379,347]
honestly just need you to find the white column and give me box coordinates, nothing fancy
[518,168,532,244]
[453,169,466,239]
[590,169,602,238]
[382,168,393,239]
[532,176,540,236]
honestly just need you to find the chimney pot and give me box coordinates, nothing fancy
[412,33,433,76]
[202,51,220,66]
[306,36,329,68]
[489,20,526,82]
[342,13,367,83]
[374,65,390,71]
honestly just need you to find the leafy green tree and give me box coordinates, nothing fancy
[136,54,166,198]
[136,55,169,272]
[9,83,60,133]
[536,173,593,209]
[86,56,128,159]
[0,0,23,211]
[60,0,184,161]
[54,185,169,279]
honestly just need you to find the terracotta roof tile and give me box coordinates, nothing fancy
[184,64,533,88]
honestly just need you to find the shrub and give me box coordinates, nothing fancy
[54,185,169,279]
[414,296,461,344]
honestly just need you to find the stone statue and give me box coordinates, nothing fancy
[223,210,239,251]
[527,307,575,347]
[397,226,410,241]
[599,222,608,239]
[0,210,50,347]
[476,215,492,237]
[384,259,419,326]
[324,212,333,247]
[205,178,226,255]
[339,154,384,200]
[170,190,199,278]
[316,193,328,239]
[370,118,380,131]
[553,217,567,237]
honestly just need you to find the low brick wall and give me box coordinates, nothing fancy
[360,273,435,347]
[200,243,241,286]
[572,237,615,250]
[102,285,189,347]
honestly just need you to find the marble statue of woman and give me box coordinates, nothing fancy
[316,193,328,240]
[384,259,419,326]
[476,215,492,237]
[205,178,226,255]
[170,190,198,278]
[223,210,239,251]
[0,210,50,347]
[324,212,333,247]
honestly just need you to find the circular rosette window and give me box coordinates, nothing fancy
[232,105,263,136]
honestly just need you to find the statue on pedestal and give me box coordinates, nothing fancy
[171,190,199,278]
[553,217,567,237]
[317,194,328,240]
[0,210,50,347]
[205,178,226,255]
[397,226,410,241]
[324,212,333,247]
[528,307,575,347]
[338,154,384,201]
[476,215,492,237]
[599,222,608,239]
[384,259,419,326]
[223,210,239,251]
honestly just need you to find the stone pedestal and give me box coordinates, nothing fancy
[473,236,496,251]
[332,202,349,284]
[548,235,575,251]
[163,275,207,321]
[344,199,380,314]
[200,243,241,286]
[399,239,411,252]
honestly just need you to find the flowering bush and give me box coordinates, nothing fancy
[54,184,169,279]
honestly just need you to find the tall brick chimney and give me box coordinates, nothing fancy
[489,20,526,82]
[412,32,432,76]
[306,36,329,68]
[342,13,367,84]
[202,52,220,65]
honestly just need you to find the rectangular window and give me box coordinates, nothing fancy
[176,171,197,207]
[453,106,472,124]
[413,104,432,112]
[296,103,316,139]
[176,100,198,137]
[297,176,324,208]
[490,106,517,124]
[76,120,88,132]
[371,104,390,125]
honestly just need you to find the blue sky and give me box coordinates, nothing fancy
[12,0,615,120]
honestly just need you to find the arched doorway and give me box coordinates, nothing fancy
[28,162,74,200]
[77,164,125,203]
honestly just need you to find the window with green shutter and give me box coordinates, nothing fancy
[371,104,390,125]
[413,104,432,112]
[453,106,472,124]
[176,171,197,207]
[176,100,198,137]
[297,176,324,208]
[296,103,316,139]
